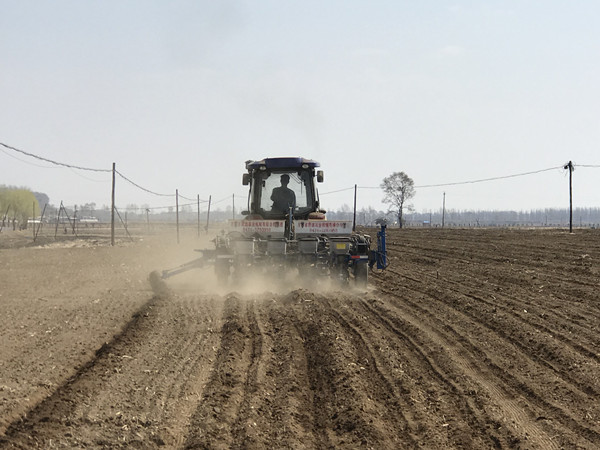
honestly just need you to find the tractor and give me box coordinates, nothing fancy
[155,157,387,289]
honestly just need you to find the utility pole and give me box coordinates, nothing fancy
[564,161,574,233]
[442,192,446,228]
[352,184,357,231]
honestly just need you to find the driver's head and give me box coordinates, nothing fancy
[280,174,290,186]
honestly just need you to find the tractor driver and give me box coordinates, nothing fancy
[271,174,296,214]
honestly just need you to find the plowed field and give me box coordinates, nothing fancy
[1,228,599,449]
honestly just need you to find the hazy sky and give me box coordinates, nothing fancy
[1,1,599,214]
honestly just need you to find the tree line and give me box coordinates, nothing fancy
[0,185,42,229]
[405,208,600,228]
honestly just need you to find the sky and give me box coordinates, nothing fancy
[1,0,599,215]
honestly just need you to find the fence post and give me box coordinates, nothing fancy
[34,203,47,242]
[176,189,180,244]
[55,202,61,238]
[73,205,78,235]
[206,195,212,234]
[197,194,200,237]
[111,162,116,246]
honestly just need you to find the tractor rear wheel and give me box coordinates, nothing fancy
[354,262,368,288]
[215,259,230,284]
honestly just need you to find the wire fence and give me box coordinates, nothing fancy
[2,142,600,239]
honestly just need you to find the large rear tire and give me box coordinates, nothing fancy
[215,259,230,284]
[354,262,368,289]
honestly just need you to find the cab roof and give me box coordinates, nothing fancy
[246,157,320,170]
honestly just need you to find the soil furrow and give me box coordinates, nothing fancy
[325,298,418,448]
[382,266,600,398]
[353,295,515,448]
[254,293,320,449]
[0,295,159,448]
[289,301,338,448]
[230,299,266,449]
[184,294,253,449]
[2,228,599,448]
[375,282,600,448]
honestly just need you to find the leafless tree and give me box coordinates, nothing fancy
[381,172,415,228]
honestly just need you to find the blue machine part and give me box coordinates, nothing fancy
[369,223,388,270]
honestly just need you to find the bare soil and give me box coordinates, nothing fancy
[0,227,599,449]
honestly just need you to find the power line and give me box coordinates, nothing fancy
[319,186,355,195]
[111,172,207,202]
[213,194,235,204]
[68,167,110,183]
[2,141,221,208]
[4,140,598,208]
[413,165,565,189]
[115,170,174,197]
[328,166,567,192]
[0,142,111,172]
[178,193,197,202]
[178,193,212,203]
[1,147,60,169]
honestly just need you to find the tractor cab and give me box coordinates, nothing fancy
[242,157,324,220]
[153,155,387,290]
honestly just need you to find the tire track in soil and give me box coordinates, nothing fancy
[393,234,600,349]
[184,294,257,449]
[456,289,600,396]
[229,293,322,449]
[429,267,600,362]
[290,296,368,449]
[184,291,338,449]
[0,296,161,448]
[324,300,422,445]
[184,293,326,449]
[389,264,600,399]
[330,295,511,449]
[379,269,600,435]
[229,298,265,448]
[372,269,600,448]
[260,293,322,449]
[403,250,600,352]
[357,293,546,448]
[394,235,600,324]
[290,291,419,449]
[0,293,223,449]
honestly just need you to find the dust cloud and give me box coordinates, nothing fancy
[156,261,361,297]
[147,228,365,297]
